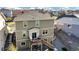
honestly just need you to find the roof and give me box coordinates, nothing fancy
[56,15,79,25]
[13,10,31,16]
[57,15,77,19]
[0,13,5,31]
[14,10,54,21]
[74,14,79,18]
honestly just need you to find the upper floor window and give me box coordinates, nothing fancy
[23,22,27,28]
[22,33,26,38]
[22,31,26,39]
[43,30,48,35]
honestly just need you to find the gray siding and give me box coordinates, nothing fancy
[15,21,23,30]
[15,19,54,49]
[27,21,35,29]
[40,20,54,28]
[16,39,30,49]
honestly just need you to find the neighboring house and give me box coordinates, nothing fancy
[12,10,23,17]
[14,10,55,50]
[52,11,59,16]
[74,14,79,18]
[64,10,74,15]
[54,15,79,51]
[0,12,8,51]
[0,8,13,17]
[55,15,79,38]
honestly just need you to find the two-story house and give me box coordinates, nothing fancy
[14,10,55,50]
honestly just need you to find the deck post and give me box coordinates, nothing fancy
[31,45,32,51]
[41,43,42,51]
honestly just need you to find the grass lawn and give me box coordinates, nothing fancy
[7,43,17,51]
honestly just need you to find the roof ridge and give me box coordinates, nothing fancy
[57,15,77,19]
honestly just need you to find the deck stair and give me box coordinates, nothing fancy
[30,39,53,51]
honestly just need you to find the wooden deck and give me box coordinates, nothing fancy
[30,39,53,51]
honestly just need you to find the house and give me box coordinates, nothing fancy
[54,15,79,50]
[0,8,13,17]
[55,15,79,38]
[0,12,8,51]
[14,10,55,50]
[52,11,59,16]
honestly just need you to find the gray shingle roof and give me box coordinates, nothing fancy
[56,15,79,25]
[57,15,77,19]
[14,10,54,21]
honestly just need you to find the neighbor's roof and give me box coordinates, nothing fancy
[56,15,79,25]
[74,14,79,18]
[14,10,54,21]
[57,15,77,19]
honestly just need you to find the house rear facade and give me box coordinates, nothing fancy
[14,10,55,50]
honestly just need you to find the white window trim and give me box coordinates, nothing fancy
[22,31,27,39]
[21,42,26,46]
[42,29,48,35]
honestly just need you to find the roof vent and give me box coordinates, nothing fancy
[21,11,24,14]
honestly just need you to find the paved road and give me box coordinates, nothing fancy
[55,29,79,51]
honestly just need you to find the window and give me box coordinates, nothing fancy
[23,34,26,37]
[22,31,26,38]
[23,22,27,28]
[46,30,48,34]
[43,30,48,35]
[21,42,25,45]
[43,30,45,34]
[24,24,27,27]
[32,32,37,39]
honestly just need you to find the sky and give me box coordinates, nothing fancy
[1,7,79,11]
[0,0,79,10]
[9,7,79,10]
[0,0,79,7]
